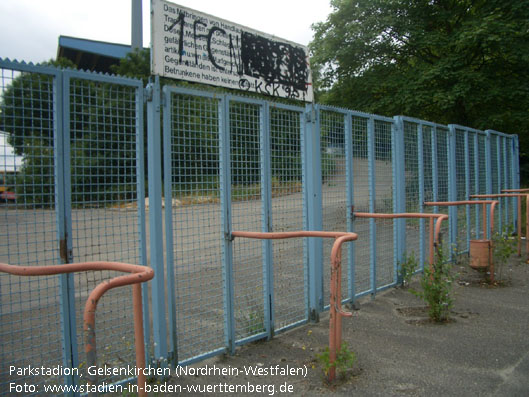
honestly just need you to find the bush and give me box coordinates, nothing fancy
[410,245,455,322]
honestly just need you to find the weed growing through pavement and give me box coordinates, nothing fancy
[399,251,419,288]
[316,341,356,380]
[492,226,517,283]
[410,244,455,322]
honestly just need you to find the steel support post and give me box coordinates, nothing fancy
[57,71,78,394]
[304,104,323,320]
[146,76,168,362]
[392,117,407,282]
[448,125,458,255]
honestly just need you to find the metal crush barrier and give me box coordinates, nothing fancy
[0,261,153,396]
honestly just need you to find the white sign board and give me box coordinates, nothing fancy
[151,0,313,102]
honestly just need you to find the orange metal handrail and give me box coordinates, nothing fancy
[231,230,358,382]
[352,212,448,267]
[502,188,529,193]
[0,261,154,397]
[424,200,499,239]
[424,200,498,282]
[470,193,529,258]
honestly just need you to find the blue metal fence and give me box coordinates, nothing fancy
[0,58,521,393]
[0,59,146,394]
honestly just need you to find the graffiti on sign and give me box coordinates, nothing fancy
[151,0,313,102]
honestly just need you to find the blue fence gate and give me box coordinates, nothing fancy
[0,59,147,393]
[151,85,309,366]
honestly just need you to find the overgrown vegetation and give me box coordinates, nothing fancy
[310,0,529,183]
[410,245,455,322]
[316,341,356,380]
[237,307,265,337]
[492,226,517,282]
[399,251,419,288]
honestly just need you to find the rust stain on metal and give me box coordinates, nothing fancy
[59,239,68,263]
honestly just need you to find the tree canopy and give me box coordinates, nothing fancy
[310,0,529,175]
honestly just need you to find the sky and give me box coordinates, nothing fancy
[0,133,23,171]
[0,0,333,65]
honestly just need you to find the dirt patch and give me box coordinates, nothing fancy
[395,306,478,325]
[162,325,364,396]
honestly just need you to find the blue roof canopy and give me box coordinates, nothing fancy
[57,36,145,72]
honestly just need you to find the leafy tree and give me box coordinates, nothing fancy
[0,58,75,206]
[111,48,151,85]
[0,58,139,206]
[310,0,529,179]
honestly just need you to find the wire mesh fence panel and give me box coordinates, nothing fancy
[374,120,394,288]
[67,74,145,385]
[229,100,267,342]
[435,127,451,253]
[166,92,225,362]
[478,134,487,196]
[491,135,499,194]
[501,136,511,227]
[436,128,450,203]
[506,139,515,225]
[455,129,469,253]
[422,126,434,205]
[269,106,307,331]
[351,115,370,296]
[320,109,348,305]
[474,133,488,240]
[490,134,501,233]
[403,121,421,261]
[468,131,479,238]
[0,65,64,394]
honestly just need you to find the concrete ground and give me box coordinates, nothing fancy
[165,248,529,396]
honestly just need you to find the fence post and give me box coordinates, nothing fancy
[513,135,520,190]
[57,70,79,394]
[161,86,178,365]
[431,126,439,210]
[502,136,509,227]
[146,76,168,363]
[220,95,236,354]
[392,117,406,285]
[487,131,503,231]
[304,104,323,320]
[510,135,520,230]
[448,125,458,255]
[345,112,355,300]
[473,133,481,236]
[417,123,426,269]
[261,101,274,338]
[464,130,471,250]
[135,82,150,366]
[485,131,493,238]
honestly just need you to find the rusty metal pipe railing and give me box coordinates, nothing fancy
[424,200,499,239]
[424,200,498,282]
[231,231,358,382]
[0,261,154,396]
[470,193,529,258]
[352,212,448,267]
[501,188,529,193]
